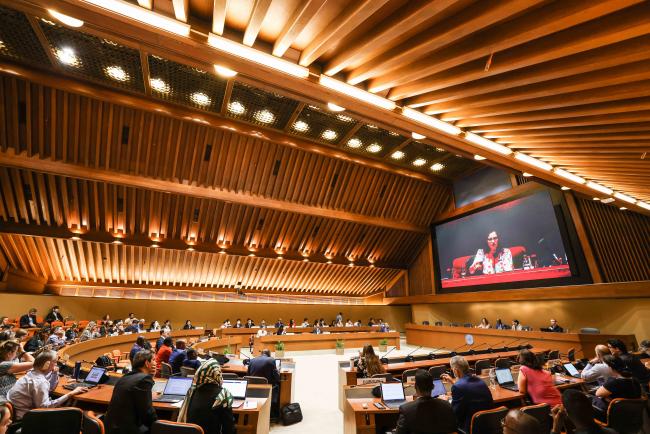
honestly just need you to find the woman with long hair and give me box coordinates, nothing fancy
[517,349,561,406]
[0,340,33,400]
[469,230,513,275]
[477,317,491,329]
[149,320,160,332]
[357,345,385,378]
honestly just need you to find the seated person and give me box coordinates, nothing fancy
[311,324,322,334]
[124,319,140,334]
[517,349,561,406]
[148,320,160,332]
[552,389,618,434]
[162,320,172,333]
[0,318,12,330]
[468,230,512,275]
[245,318,254,328]
[495,318,507,330]
[477,317,491,329]
[169,340,188,374]
[274,318,284,328]
[581,344,614,383]
[593,355,642,418]
[105,350,157,434]
[183,349,201,370]
[300,318,309,327]
[367,317,375,326]
[7,350,86,419]
[44,306,63,323]
[288,319,295,328]
[441,355,493,434]
[180,359,235,434]
[65,324,78,341]
[46,327,66,349]
[395,369,457,434]
[345,319,354,327]
[356,345,385,378]
[502,409,542,434]
[276,325,286,336]
[247,349,280,385]
[547,318,564,333]
[606,338,650,385]
[233,319,242,328]
[256,326,268,338]
[511,319,523,331]
[183,320,195,330]
[155,330,169,353]
[155,337,174,377]
[129,336,148,362]
[0,341,33,401]
[0,403,12,434]
[354,319,362,327]
[19,309,38,328]
[220,319,231,328]
[640,340,650,369]
[24,330,46,353]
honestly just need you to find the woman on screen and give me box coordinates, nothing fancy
[468,230,513,275]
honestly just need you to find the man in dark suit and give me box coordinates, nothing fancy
[104,350,157,434]
[19,308,38,328]
[396,369,457,434]
[441,356,494,433]
[44,306,63,323]
[248,349,281,417]
[547,318,564,333]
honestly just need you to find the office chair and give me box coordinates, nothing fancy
[151,420,205,434]
[422,321,430,325]
[82,411,105,434]
[547,350,560,361]
[222,372,239,380]
[180,366,196,377]
[401,368,418,383]
[428,366,447,379]
[599,398,646,434]
[244,375,268,384]
[21,407,83,434]
[469,406,508,434]
[434,321,443,326]
[494,358,512,369]
[160,362,173,378]
[521,403,551,433]
[566,348,576,362]
[474,359,492,374]
[371,373,395,382]
[580,327,600,334]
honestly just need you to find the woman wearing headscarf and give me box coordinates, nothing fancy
[178,359,236,433]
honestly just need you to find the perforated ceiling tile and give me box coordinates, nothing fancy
[289,105,357,145]
[148,55,226,111]
[39,20,144,93]
[0,6,50,67]
[226,82,298,129]
[347,124,406,158]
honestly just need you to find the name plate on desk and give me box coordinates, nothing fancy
[357,378,386,385]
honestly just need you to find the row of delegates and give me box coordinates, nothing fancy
[477,317,564,332]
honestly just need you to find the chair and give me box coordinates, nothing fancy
[180,366,196,377]
[21,407,83,434]
[401,368,419,383]
[469,406,508,434]
[463,323,473,328]
[160,362,173,379]
[567,348,576,362]
[449,323,460,327]
[244,376,268,384]
[222,372,239,380]
[434,321,443,326]
[521,403,551,433]
[50,321,64,327]
[475,359,492,374]
[599,398,646,434]
[422,321,430,325]
[494,358,512,369]
[428,366,447,379]
[547,350,560,361]
[580,327,600,334]
[371,373,395,382]
[151,420,205,434]
[83,411,105,434]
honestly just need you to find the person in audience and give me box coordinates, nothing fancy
[300,318,309,327]
[138,319,146,332]
[469,230,513,275]
[155,330,169,353]
[46,326,66,349]
[551,389,617,434]
[162,320,172,333]
[183,349,201,370]
[0,318,11,330]
[148,320,160,332]
[441,355,493,433]
[606,338,650,385]
[13,330,29,352]
[367,317,375,326]
[354,319,362,327]
[80,322,100,341]
[640,340,650,369]
[356,345,385,378]
[395,369,457,434]
[581,344,614,383]
[319,318,326,327]
[335,317,343,327]
[511,319,523,331]
[256,327,268,338]
[0,403,12,434]
[248,349,281,416]
[24,330,47,353]
[180,358,235,434]
[345,319,354,327]
[336,312,343,324]
[259,320,267,328]
[0,341,33,400]
[276,325,286,336]
[380,321,390,332]
[7,350,86,419]
[19,309,38,329]
[274,318,284,328]
[517,349,561,406]
[183,320,195,330]
[288,319,295,328]
[593,354,642,419]
[502,409,542,434]
[495,318,506,330]
[312,324,322,335]
[233,319,242,328]
[105,350,157,434]
[44,306,63,323]
[477,317,491,329]
[220,319,231,328]
[65,323,78,341]
[169,340,188,374]
[155,337,174,377]
[547,318,564,333]
[245,318,254,328]
[127,313,136,321]
[129,336,147,362]
[125,319,140,334]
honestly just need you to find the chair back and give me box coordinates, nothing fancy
[547,350,560,361]
[494,358,511,369]
[463,323,473,328]
[401,369,418,383]
[82,411,105,434]
[434,321,443,326]
[580,327,600,334]
[520,403,551,433]
[567,348,575,362]
[161,362,173,378]
[50,321,64,327]
[474,360,492,373]
[606,398,646,434]
[243,375,268,384]
[180,366,196,377]
[428,366,447,379]
[222,372,239,380]
[151,420,205,434]
[469,406,508,434]
[422,321,430,325]
[21,407,83,434]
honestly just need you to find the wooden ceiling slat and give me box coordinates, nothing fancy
[243,0,272,47]
[272,0,326,57]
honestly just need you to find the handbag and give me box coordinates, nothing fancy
[280,403,303,425]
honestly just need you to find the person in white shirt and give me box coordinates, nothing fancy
[511,320,523,331]
[220,319,231,329]
[345,320,354,327]
[7,350,86,419]
[300,318,309,328]
[46,327,66,349]
[477,318,491,329]
[581,344,614,383]
[256,328,268,338]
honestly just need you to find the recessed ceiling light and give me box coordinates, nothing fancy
[614,192,636,204]
[327,102,345,112]
[151,243,159,248]
[214,64,237,77]
[48,10,84,27]
[150,78,170,94]
[293,120,309,132]
[112,240,122,245]
[474,155,486,160]
[190,92,211,106]
[523,172,533,177]
[253,109,275,124]
[367,143,382,153]
[322,130,337,141]
[412,158,426,167]
[388,131,399,136]
[600,198,615,204]
[336,114,354,122]
[391,150,404,160]
[347,138,362,148]
[218,249,227,254]
[70,236,81,241]
[326,260,332,264]
[430,163,445,172]
[367,124,378,129]
[348,262,354,267]
[54,47,80,67]
[104,65,129,82]
[435,147,446,152]
[277,256,283,260]
[303,258,309,262]
[248,253,255,257]
[593,197,600,201]
[620,207,627,211]
[561,186,571,190]
[411,132,426,140]
[187,247,195,251]
[228,101,246,115]
[40,18,56,26]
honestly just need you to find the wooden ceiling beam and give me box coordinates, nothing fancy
[469,112,650,132]
[499,133,650,144]
[272,0,326,57]
[211,0,228,35]
[483,123,650,138]
[243,0,272,46]
[171,0,189,22]
[137,0,152,10]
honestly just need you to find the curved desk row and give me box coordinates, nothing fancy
[254,331,400,353]
[215,326,381,337]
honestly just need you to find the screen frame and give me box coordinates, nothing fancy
[432,185,592,294]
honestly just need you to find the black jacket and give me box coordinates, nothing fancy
[396,396,458,434]
[247,355,280,385]
[19,314,37,328]
[104,371,157,434]
[187,383,236,434]
[45,311,63,323]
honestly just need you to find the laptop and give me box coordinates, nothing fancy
[222,379,248,408]
[380,382,406,409]
[563,363,581,378]
[64,366,106,390]
[153,377,193,403]
[495,368,519,391]
[431,379,446,397]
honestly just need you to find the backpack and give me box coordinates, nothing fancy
[280,403,303,425]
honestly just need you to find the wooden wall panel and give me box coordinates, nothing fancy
[407,236,435,296]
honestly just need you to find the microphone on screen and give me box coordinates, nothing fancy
[380,346,397,364]
[404,346,422,362]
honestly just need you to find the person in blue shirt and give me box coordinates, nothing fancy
[129,336,147,362]
[169,340,188,374]
[183,349,201,370]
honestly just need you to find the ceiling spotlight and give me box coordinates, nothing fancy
[523,172,533,177]
[277,256,284,260]
[190,92,211,106]
[367,143,382,153]
[411,132,426,140]
[327,102,345,112]
[303,258,309,262]
[412,158,426,167]
[104,65,129,82]
[367,124,378,129]
[336,114,354,122]
[213,64,237,77]
[293,120,309,132]
[48,10,84,27]
[321,130,337,141]
[218,249,227,254]
[600,198,615,204]
[150,78,170,94]
[638,202,650,210]
[554,168,586,184]
[248,253,255,257]
[620,207,627,211]
[586,181,613,195]
[151,243,159,248]
[391,150,404,160]
[561,186,571,191]
[474,155,486,160]
[70,236,81,241]
[112,239,123,245]
[347,138,362,148]
[430,163,445,172]
[326,260,332,264]
[253,109,275,124]
[228,101,246,115]
[54,47,80,67]
[348,263,354,267]
[187,247,195,251]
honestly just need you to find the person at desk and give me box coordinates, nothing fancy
[245,318,254,328]
[44,306,63,323]
[468,230,513,275]
[547,319,564,333]
[148,320,160,332]
[276,325,286,336]
[183,320,195,330]
[0,341,33,401]
[440,356,493,434]
[221,319,232,328]
[46,327,66,349]
[495,318,507,330]
[593,355,642,419]
[233,319,242,328]
[169,340,188,374]
[256,327,268,338]
[477,317,491,329]
[155,336,174,377]
[300,318,309,327]
[345,319,353,327]
[65,324,78,342]
[640,340,650,369]
[581,345,613,383]
[7,350,86,420]
[511,319,523,331]
[395,369,457,434]
[129,336,148,362]
[259,320,267,328]
[105,350,157,434]
[551,389,618,434]
[336,312,343,324]
[155,330,169,353]
[367,317,375,326]
[125,319,140,334]
[354,319,362,327]
[606,338,650,386]
[288,319,295,328]
[162,320,172,333]
[356,345,384,378]
[312,324,322,335]
[24,330,46,353]
[517,349,561,406]
[19,309,38,329]
[178,358,235,434]
[183,349,201,370]
[274,318,284,328]
[247,349,280,415]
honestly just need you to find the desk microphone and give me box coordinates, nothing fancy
[240,350,252,365]
[484,340,506,353]
[468,342,489,354]
[404,346,422,362]
[504,338,524,350]
[380,347,397,364]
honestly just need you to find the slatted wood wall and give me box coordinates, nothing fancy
[406,237,436,296]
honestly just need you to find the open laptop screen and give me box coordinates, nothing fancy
[380,382,405,401]
[85,367,106,384]
[222,380,248,399]
[163,377,193,396]
[431,379,446,397]
[564,363,579,376]
[496,368,514,384]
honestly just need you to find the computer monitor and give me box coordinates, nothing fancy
[380,383,405,401]
[162,377,193,396]
[495,368,514,385]
[431,379,446,397]
[84,367,106,385]
[222,380,248,400]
